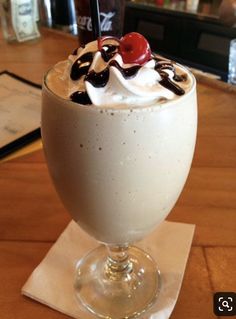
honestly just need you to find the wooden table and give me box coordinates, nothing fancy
[0,28,235,319]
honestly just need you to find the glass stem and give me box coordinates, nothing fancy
[105,245,133,281]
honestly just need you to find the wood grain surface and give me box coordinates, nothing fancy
[0,28,235,319]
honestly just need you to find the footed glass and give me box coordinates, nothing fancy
[41,72,197,318]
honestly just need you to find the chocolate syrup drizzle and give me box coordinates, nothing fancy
[101,44,118,62]
[70,52,94,81]
[85,61,141,88]
[154,58,185,96]
[70,91,91,105]
[69,45,187,105]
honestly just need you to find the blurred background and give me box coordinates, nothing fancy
[35,0,236,82]
[1,0,236,81]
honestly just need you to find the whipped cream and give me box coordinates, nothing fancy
[47,40,193,108]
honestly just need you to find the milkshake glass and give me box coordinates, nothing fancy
[41,34,197,318]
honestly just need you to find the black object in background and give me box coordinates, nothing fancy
[124,2,236,81]
[51,0,77,34]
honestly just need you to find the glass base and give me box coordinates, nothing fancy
[74,245,161,319]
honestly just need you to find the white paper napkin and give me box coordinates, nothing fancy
[22,220,195,319]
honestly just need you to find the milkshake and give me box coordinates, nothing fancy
[42,34,197,245]
[41,32,197,318]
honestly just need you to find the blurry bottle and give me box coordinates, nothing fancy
[201,0,211,14]
[51,0,77,35]
[156,0,164,6]
[38,0,52,27]
[177,0,186,10]
[75,0,125,44]
[163,0,170,8]
[228,39,236,85]
[169,0,178,9]
[0,0,40,42]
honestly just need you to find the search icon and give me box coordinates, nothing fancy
[214,292,236,316]
[222,300,230,308]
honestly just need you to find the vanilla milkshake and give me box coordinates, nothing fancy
[42,34,197,245]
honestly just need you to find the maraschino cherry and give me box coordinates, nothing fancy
[98,32,151,65]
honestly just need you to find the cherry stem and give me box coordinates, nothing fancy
[97,36,120,51]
